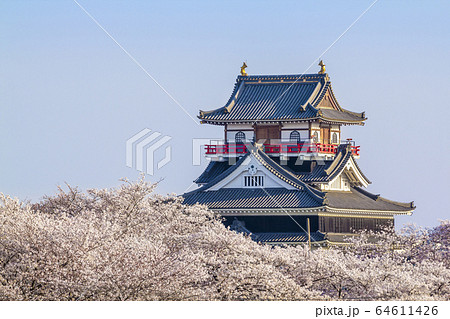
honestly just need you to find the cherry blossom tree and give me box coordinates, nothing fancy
[0,178,448,300]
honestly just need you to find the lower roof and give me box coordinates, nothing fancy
[182,186,414,213]
[326,187,415,212]
[184,146,414,214]
[183,188,322,210]
[252,231,326,244]
[194,160,233,184]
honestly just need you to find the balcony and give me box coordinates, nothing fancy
[204,140,360,159]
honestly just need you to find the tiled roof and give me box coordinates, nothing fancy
[185,146,412,214]
[252,231,326,244]
[198,74,366,124]
[183,186,414,213]
[294,146,354,183]
[194,160,234,184]
[187,154,249,194]
[280,144,370,184]
[321,144,363,181]
[295,163,333,183]
[320,108,366,123]
[182,188,324,209]
[325,187,415,212]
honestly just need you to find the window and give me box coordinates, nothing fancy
[235,131,246,144]
[244,175,264,187]
[289,130,301,143]
[312,131,319,143]
[332,132,338,144]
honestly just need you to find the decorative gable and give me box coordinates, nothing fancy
[207,156,297,191]
[320,156,369,191]
[316,88,340,111]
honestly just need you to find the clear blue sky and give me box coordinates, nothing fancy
[1,0,449,228]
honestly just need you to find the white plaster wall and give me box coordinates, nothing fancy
[330,176,342,189]
[321,174,351,192]
[310,122,320,130]
[227,123,254,130]
[331,124,340,131]
[342,175,350,191]
[281,122,309,129]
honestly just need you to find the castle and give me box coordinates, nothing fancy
[183,62,415,246]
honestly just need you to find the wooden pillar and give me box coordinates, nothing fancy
[307,217,311,250]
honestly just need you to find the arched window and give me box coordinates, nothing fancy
[312,131,319,143]
[235,131,246,144]
[332,132,338,144]
[290,130,301,143]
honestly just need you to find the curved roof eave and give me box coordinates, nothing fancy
[184,153,250,195]
[324,206,415,215]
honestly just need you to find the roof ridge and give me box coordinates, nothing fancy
[304,103,320,116]
[324,147,345,175]
[301,82,323,110]
[311,81,330,107]
[353,186,380,200]
[237,73,328,81]
[193,161,215,184]
[224,80,245,114]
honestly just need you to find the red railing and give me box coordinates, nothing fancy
[205,142,360,156]
[205,144,247,155]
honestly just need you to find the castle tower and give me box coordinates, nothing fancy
[183,64,415,246]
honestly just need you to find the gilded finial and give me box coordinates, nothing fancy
[240,62,248,76]
[318,60,326,74]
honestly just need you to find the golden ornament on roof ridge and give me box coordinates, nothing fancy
[318,60,326,74]
[240,62,248,76]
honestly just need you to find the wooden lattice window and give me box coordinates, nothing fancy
[235,131,246,144]
[332,132,338,144]
[290,130,301,143]
[312,131,319,143]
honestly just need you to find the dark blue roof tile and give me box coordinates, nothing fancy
[199,74,366,124]
[182,188,323,209]
[252,231,326,244]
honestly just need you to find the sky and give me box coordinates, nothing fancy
[1,0,449,228]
